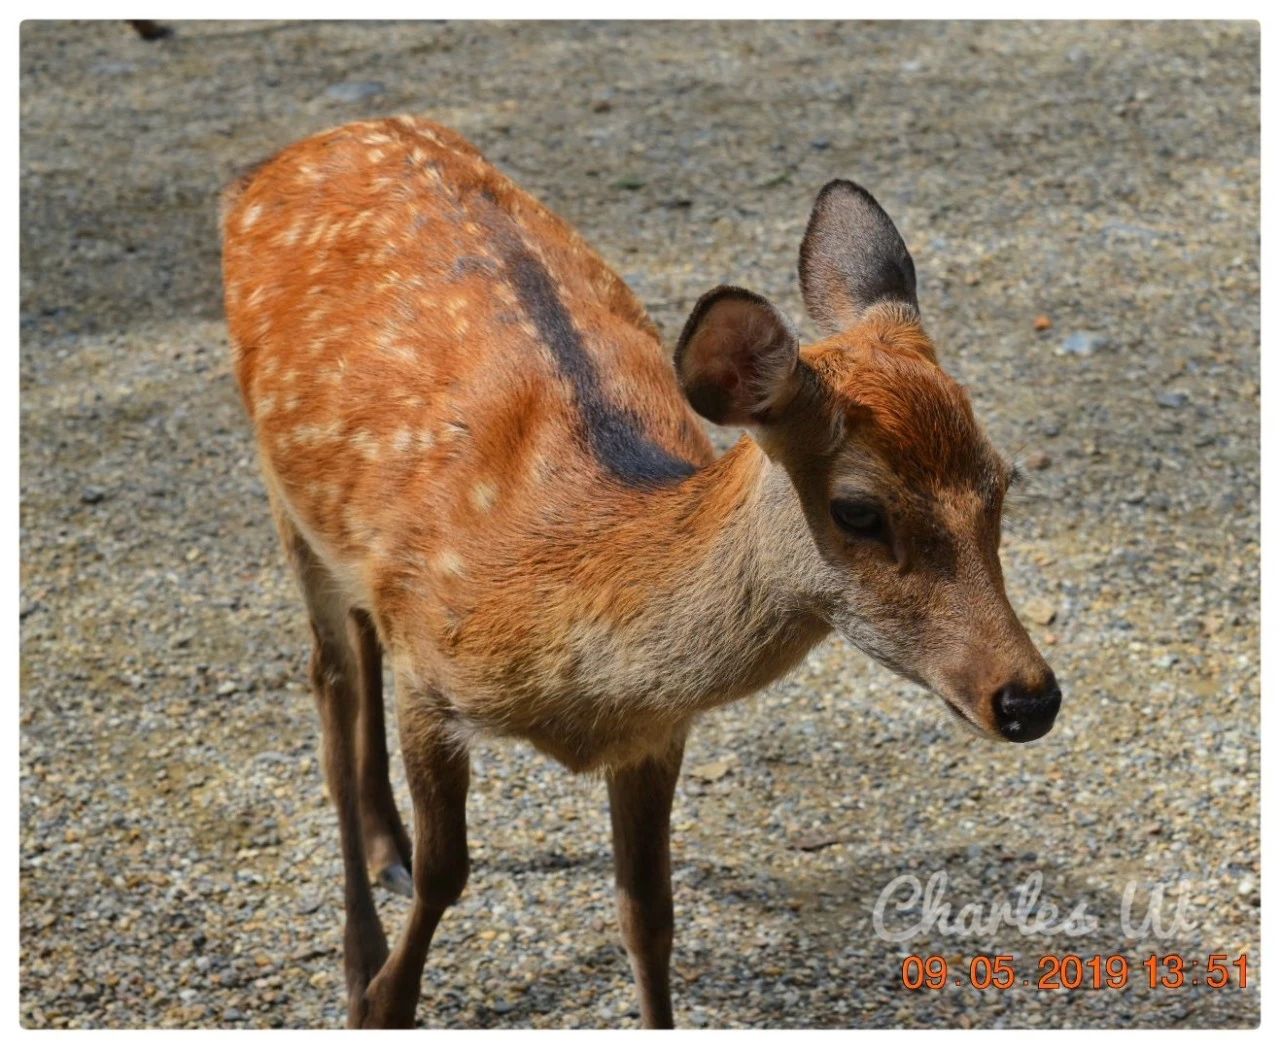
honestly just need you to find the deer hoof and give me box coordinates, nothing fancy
[377,862,413,898]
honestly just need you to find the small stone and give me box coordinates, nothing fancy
[324,80,386,103]
[80,486,107,504]
[790,833,842,852]
[1060,331,1110,355]
[1023,450,1052,471]
[1033,314,1052,331]
[1024,598,1057,626]
[1156,390,1189,409]
[689,756,735,782]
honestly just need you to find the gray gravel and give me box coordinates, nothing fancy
[20,20,1258,1028]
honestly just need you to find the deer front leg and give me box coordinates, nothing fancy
[607,738,685,1029]
[360,694,470,1028]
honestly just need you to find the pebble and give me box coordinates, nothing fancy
[1023,598,1058,626]
[689,757,735,782]
[1060,331,1111,355]
[323,80,385,103]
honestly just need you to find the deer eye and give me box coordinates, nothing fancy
[830,498,887,541]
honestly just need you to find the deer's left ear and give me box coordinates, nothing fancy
[799,179,919,336]
[674,286,800,427]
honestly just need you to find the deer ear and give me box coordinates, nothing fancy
[674,286,800,427]
[799,179,919,335]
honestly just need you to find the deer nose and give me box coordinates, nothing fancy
[993,674,1061,742]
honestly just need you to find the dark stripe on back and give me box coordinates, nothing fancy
[483,208,695,487]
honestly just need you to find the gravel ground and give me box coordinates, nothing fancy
[19,20,1259,1029]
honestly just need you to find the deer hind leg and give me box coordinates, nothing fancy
[349,609,413,897]
[607,737,685,1029]
[361,688,470,1028]
[270,501,388,1024]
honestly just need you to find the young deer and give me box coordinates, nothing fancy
[221,116,1061,1028]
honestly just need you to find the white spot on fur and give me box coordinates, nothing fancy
[431,549,465,577]
[469,481,497,513]
[311,479,341,506]
[240,202,263,230]
[350,429,380,459]
[305,218,330,248]
[385,343,418,363]
[280,219,304,247]
[292,420,343,446]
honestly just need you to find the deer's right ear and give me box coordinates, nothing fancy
[674,286,800,427]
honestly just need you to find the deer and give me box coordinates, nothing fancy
[220,115,1062,1029]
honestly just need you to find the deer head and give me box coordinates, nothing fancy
[675,180,1060,742]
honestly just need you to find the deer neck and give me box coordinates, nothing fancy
[596,435,832,717]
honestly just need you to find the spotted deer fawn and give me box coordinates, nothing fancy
[221,116,1061,1028]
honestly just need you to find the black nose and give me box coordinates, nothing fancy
[994,675,1061,742]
